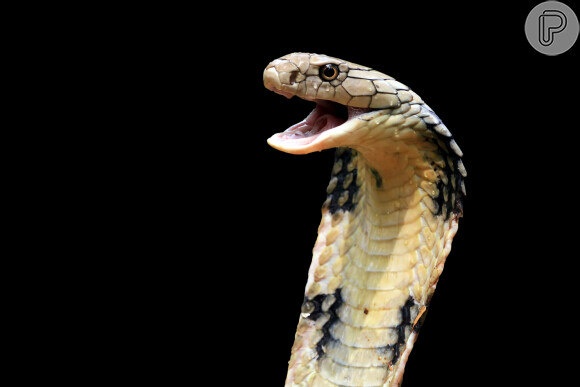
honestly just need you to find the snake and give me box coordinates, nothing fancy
[263,53,466,387]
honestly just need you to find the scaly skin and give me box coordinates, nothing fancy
[264,53,465,387]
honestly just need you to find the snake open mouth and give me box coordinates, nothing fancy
[279,100,347,142]
[267,96,373,154]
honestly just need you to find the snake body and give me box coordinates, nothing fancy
[264,53,465,387]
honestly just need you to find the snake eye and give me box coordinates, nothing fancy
[320,64,339,81]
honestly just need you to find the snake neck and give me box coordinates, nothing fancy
[287,111,465,387]
[305,140,458,301]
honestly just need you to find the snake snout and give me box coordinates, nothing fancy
[263,65,297,99]
[263,66,281,91]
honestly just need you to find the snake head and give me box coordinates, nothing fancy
[264,53,415,154]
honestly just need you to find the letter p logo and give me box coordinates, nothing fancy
[539,10,567,46]
[526,1,579,56]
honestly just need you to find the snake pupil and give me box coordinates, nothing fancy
[320,64,339,81]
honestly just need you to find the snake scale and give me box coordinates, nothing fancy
[264,53,465,387]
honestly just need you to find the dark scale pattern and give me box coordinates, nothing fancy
[301,293,329,322]
[379,297,418,366]
[301,288,343,358]
[423,123,465,221]
[304,292,418,365]
[326,148,360,214]
[316,288,343,357]
[370,167,383,188]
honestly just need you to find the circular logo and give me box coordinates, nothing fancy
[525,1,579,55]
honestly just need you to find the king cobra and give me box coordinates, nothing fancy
[264,53,466,387]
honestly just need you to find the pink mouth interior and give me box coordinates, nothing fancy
[280,101,346,141]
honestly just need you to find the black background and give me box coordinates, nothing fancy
[53,1,578,385]
[174,2,578,386]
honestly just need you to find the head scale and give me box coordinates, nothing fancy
[263,52,406,109]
